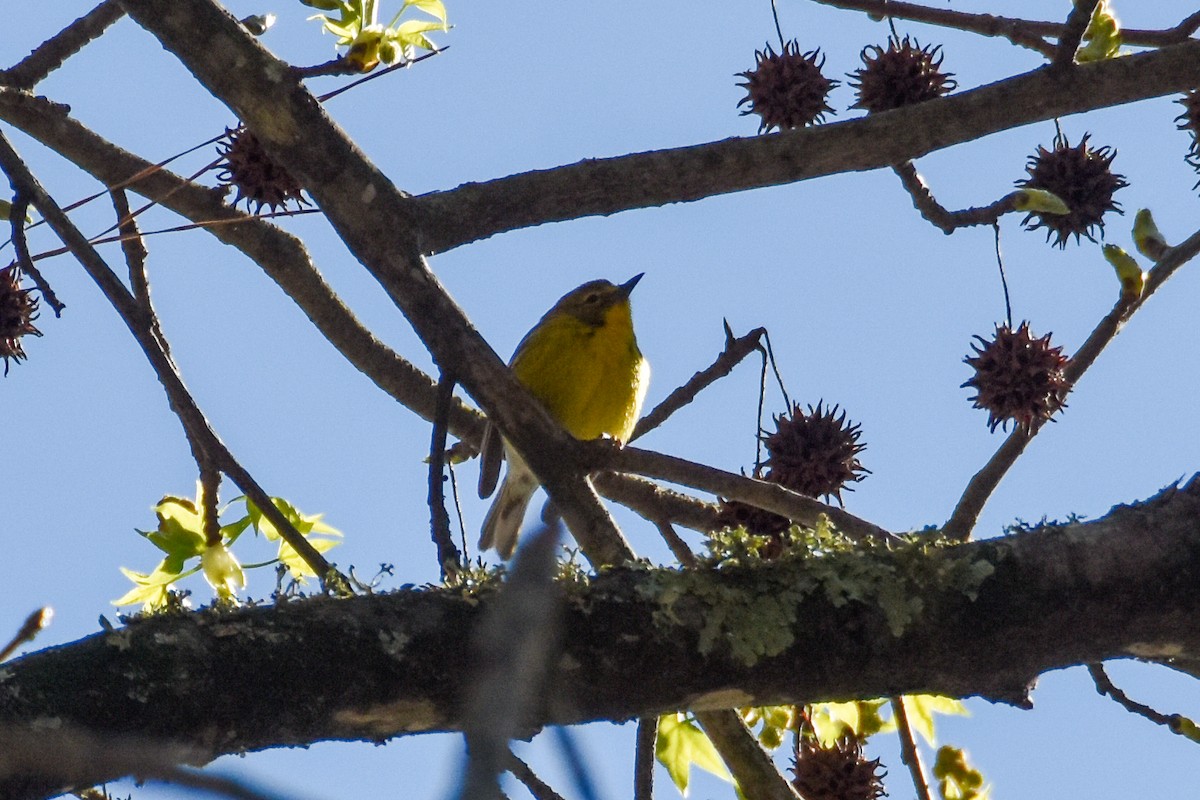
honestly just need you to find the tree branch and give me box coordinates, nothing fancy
[0,1,125,90]
[409,40,1200,253]
[943,226,1200,539]
[4,477,1200,797]
[117,0,637,569]
[0,130,341,586]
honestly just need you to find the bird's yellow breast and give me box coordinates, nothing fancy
[511,300,649,443]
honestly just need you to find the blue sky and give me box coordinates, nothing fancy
[4,0,1200,797]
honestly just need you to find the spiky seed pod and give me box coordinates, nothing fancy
[738,42,838,133]
[1017,132,1128,248]
[1175,91,1200,187]
[963,322,1070,433]
[849,36,956,113]
[216,128,308,213]
[792,733,888,800]
[0,265,42,374]
[763,401,869,505]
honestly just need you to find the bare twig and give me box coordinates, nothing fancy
[944,226,1200,540]
[1087,663,1192,735]
[508,753,568,800]
[632,326,766,440]
[892,697,934,800]
[430,369,463,578]
[0,608,52,663]
[7,192,65,315]
[1054,0,1101,67]
[811,0,1200,54]
[598,443,896,543]
[0,130,344,589]
[0,2,125,90]
[634,717,657,800]
[653,518,698,567]
[892,161,1025,235]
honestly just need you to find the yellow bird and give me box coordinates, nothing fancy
[478,274,650,558]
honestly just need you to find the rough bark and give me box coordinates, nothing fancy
[3,477,1199,797]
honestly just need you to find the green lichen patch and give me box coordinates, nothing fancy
[642,519,995,666]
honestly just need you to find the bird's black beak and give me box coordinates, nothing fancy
[619,273,644,297]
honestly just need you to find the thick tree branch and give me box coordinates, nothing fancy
[0,89,484,442]
[409,40,1200,253]
[4,477,1200,798]
[116,0,636,568]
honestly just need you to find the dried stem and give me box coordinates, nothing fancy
[0,130,344,589]
[892,161,1025,234]
[0,1,125,89]
[892,697,934,800]
[632,326,766,440]
[944,226,1200,540]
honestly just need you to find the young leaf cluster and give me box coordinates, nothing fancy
[114,485,342,611]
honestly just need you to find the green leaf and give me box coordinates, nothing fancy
[394,0,447,25]
[933,745,990,800]
[278,534,342,581]
[656,713,733,796]
[741,706,794,750]
[1133,208,1168,260]
[1012,188,1069,216]
[904,695,968,747]
[113,559,199,609]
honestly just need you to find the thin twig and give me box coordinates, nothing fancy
[110,188,169,358]
[892,697,934,800]
[0,1,125,90]
[1087,663,1192,735]
[944,226,1200,540]
[653,518,698,567]
[0,608,52,663]
[7,192,65,315]
[430,369,463,579]
[634,717,658,800]
[812,0,1200,55]
[0,130,345,590]
[597,443,897,543]
[1054,0,1101,68]
[508,752,568,800]
[892,161,1024,235]
[632,326,766,440]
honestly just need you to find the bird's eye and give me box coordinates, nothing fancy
[584,293,600,304]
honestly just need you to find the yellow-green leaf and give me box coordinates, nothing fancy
[904,695,968,747]
[933,745,990,800]
[1012,188,1069,216]
[656,713,733,796]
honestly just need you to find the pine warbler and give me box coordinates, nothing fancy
[478,274,650,558]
